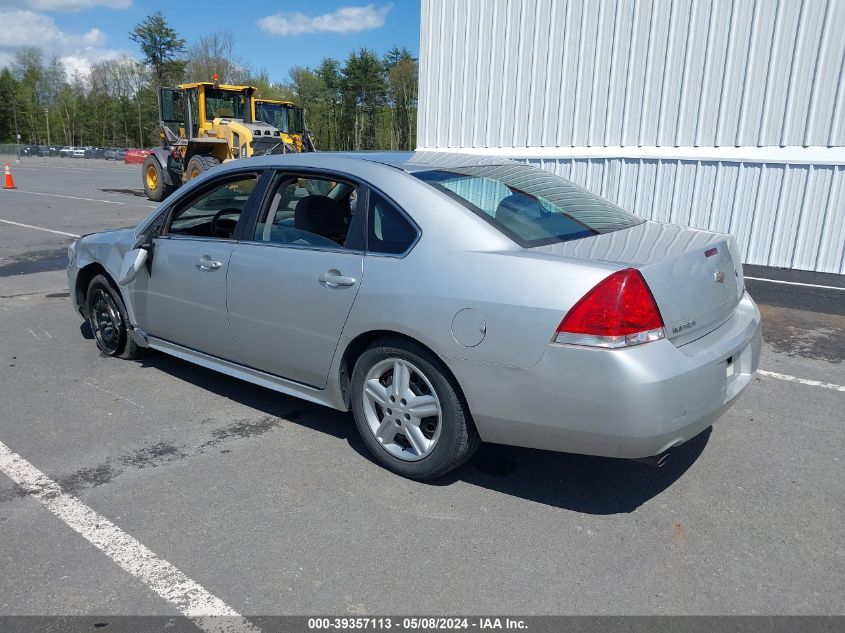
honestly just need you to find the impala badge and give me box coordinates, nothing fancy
[714,270,725,283]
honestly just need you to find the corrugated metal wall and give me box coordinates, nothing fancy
[419,0,845,148]
[418,0,845,273]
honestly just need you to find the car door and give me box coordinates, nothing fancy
[226,171,366,388]
[129,171,263,361]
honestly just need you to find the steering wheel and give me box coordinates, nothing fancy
[210,208,240,238]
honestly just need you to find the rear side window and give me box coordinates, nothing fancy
[251,174,361,249]
[414,164,642,247]
[368,193,416,255]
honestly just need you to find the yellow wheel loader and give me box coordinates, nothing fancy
[254,98,317,153]
[143,82,289,201]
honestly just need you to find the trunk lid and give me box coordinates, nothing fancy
[531,221,745,345]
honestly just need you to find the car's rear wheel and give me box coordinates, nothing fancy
[351,338,480,479]
[86,275,144,360]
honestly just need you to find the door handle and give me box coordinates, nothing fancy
[196,256,222,271]
[319,270,357,288]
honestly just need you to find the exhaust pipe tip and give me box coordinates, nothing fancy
[633,450,671,468]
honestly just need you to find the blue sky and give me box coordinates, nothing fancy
[0,1,421,82]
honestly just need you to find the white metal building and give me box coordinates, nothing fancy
[417,0,845,273]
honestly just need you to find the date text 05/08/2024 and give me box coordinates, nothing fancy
[307,617,528,630]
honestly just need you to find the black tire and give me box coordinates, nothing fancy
[351,337,480,480]
[142,155,174,202]
[186,154,220,181]
[85,275,145,360]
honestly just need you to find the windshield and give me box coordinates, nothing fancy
[255,102,289,132]
[204,88,245,120]
[414,164,643,247]
[255,103,304,134]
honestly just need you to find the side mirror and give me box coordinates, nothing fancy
[117,235,152,286]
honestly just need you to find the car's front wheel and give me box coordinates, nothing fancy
[86,275,144,359]
[351,338,480,479]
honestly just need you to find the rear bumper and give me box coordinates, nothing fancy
[446,293,762,459]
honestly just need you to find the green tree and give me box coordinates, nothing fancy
[0,68,18,143]
[11,47,44,143]
[341,49,387,150]
[383,47,418,150]
[129,11,186,87]
[316,58,342,149]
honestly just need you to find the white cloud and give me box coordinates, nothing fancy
[81,27,105,47]
[0,9,128,80]
[5,0,132,11]
[59,48,122,78]
[258,3,392,36]
[0,9,61,47]
[0,9,104,48]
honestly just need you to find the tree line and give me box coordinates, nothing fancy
[0,12,418,152]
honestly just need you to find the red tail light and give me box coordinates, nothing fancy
[555,268,665,348]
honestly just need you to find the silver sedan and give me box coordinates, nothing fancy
[68,151,761,479]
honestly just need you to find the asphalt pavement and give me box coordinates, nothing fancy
[0,156,842,620]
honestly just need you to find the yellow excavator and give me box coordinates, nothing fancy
[142,81,314,201]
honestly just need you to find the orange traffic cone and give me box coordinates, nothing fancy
[3,163,16,190]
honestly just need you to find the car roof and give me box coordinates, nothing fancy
[337,151,517,172]
[237,151,518,174]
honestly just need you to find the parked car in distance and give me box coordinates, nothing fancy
[103,149,116,160]
[59,146,73,158]
[123,148,153,164]
[115,148,128,161]
[72,148,86,158]
[67,152,761,479]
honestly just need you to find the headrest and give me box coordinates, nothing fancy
[294,195,345,241]
[495,193,544,219]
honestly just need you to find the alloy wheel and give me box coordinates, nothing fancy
[362,358,442,461]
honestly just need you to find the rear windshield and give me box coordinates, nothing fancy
[414,164,642,247]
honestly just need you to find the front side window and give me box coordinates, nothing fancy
[252,175,362,249]
[414,164,642,247]
[287,107,304,133]
[167,175,258,239]
[187,88,199,137]
[159,88,184,137]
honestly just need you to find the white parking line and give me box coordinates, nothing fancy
[1,189,157,208]
[1,189,120,204]
[0,439,260,633]
[6,163,135,173]
[744,276,845,291]
[0,218,80,238]
[758,370,845,392]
